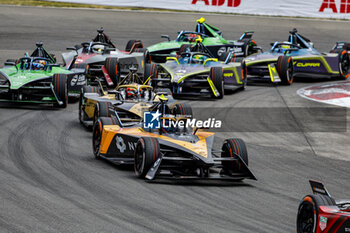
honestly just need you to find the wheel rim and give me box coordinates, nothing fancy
[297,202,315,233]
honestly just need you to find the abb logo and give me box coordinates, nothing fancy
[320,0,350,13]
[191,0,241,7]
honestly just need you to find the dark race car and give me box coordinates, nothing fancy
[297,180,350,233]
[245,29,349,85]
[62,28,146,87]
[147,38,247,99]
[147,17,260,63]
[0,42,87,107]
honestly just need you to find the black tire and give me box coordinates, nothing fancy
[171,103,193,119]
[125,40,144,52]
[276,56,294,85]
[79,86,99,125]
[221,138,248,174]
[210,67,224,99]
[178,44,193,55]
[134,137,160,178]
[219,51,231,62]
[92,117,119,159]
[338,49,350,79]
[52,74,68,108]
[240,39,257,57]
[144,63,158,87]
[296,195,336,233]
[94,101,112,126]
[105,57,120,86]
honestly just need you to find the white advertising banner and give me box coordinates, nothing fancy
[48,0,350,19]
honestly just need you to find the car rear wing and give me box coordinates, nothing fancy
[240,31,254,41]
[309,180,332,197]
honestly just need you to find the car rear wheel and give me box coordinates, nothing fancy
[221,138,248,175]
[171,103,193,119]
[92,117,119,159]
[134,137,160,178]
[105,57,120,86]
[79,86,99,126]
[125,40,144,52]
[210,67,224,99]
[52,74,68,108]
[240,60,248,90]
[277,56,294,85]
[94,101,112,126]
[296,194,336,233]
[338,49,350,79]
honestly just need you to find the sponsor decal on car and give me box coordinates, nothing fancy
[294,62,321,67]
[319,216,328,231]
[116,136,126,153]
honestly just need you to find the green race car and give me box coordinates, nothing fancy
[146,17,259,63]
[0,42,88,107]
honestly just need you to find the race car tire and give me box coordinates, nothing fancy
[210,67,224,99]
[338,49,350,79]
[105,57,120,86]
[92,117,119,159]
[79,86,99,125]
[296,194,336,233]
[52,74,68,108]
[277,56,294,85]
[144,63,158,87]
[125,40,144,52]
[134,137,160,178]
[240,39,257,57]
[94,101,112,126]
[178,44,193,55]
[171,103,193,119]
[219,51,231,63]
[221,138,248,174]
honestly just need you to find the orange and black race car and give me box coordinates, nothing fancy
[92,98,257,181]
[297,180,350,233]
[79,68,175,128]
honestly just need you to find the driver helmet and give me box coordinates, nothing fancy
[126,87,137,99]
[280,42,291,53]
[92,44,104,54]
[192,54,205,64]
[32,60,46,70]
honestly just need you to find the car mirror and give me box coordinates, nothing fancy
[66,47,77,51]
[161,35,171,41]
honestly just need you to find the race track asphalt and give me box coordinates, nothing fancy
[0,5,349,233]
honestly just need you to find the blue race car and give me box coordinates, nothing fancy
[245,28,349,85]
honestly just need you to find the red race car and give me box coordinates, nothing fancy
[297,180,350,233]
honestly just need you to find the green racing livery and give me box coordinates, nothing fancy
[146,17,259,63]
[0,42,88,107]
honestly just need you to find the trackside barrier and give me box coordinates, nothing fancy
[46,0,350,19]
